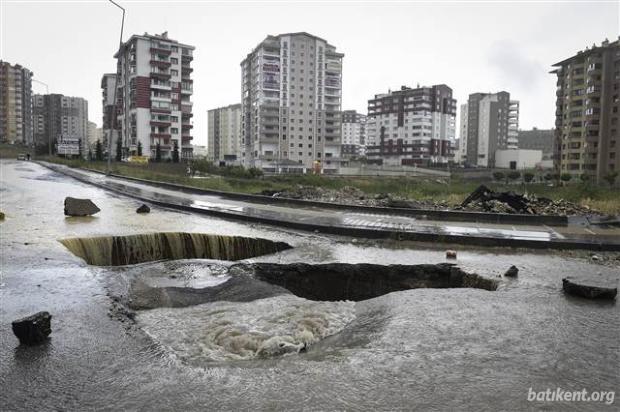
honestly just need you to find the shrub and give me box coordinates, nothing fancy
[603,171,618,186]
[492,171,505,181]
[579,174,590,182]
[523,172,535,183]
[543,173,552,181]
[560,173,572,182]
[507,171,521,181]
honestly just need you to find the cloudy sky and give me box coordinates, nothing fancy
[1,0,618,147]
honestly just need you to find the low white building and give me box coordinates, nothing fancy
[494,149,542,170]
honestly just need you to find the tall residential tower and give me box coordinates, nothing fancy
[551,38,619,182]
[114,32,194,160]
[0,61,33,145]
[241,32,344,174]
[365,85,457,166]
[33,94,88,156]
[459,91,519,167]
[341,110,366,159]
[207,104,242,163]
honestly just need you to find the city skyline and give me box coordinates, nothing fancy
[1,1,617,148]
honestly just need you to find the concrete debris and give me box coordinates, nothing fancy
[64,197,100,216]
[457,185,597,216]
[12,311,52,345]
[136,204,151,214]
[562,276,617,300]
[504,265,519,277]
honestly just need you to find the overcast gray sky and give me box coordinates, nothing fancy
[2,0,618,147]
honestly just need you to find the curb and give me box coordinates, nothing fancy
[72,165,568,226]
[41,162,620,252]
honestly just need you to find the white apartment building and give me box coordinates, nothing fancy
[241,32,344,174]
[207,104,242,163]
[114,32,194,160]
[341,110,366,158]
[101,73,119,157]
[460,92,519,167]
[365,85,457,166]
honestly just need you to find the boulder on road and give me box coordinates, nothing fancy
[136,204,151,214]
[504,265,519,277]
[12,311,52,345]
[562,276,617,300]
[64,197,100,216]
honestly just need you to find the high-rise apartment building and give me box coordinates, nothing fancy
[114,32,194,160]
[551,38,619,182]
[33,94,88,156]
[207,104,242,163]
[241,32,344,174]
[101,73,118,157]
[0,61,33,144]
[341,110,366,159]
[459,92,519,167]
[365,85,456,166]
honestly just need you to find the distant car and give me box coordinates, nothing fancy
[17,154,26,161]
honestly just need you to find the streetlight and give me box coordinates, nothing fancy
[108,0,125,175]
[32,79,50,156]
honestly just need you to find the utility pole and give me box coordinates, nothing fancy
[108,0,125,175]
[32,79,50,156]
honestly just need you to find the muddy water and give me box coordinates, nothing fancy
[1,160,619,411]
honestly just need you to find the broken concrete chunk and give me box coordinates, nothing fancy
[562,276,617,300]
[504,265,519,277]
[12,311,52,345]
[64,197,100,216]
[136,204,151,214]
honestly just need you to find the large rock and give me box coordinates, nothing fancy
[136,204,151,214]
[64,197,100,216]
[562,276,617,300]
[12,311,52,345]
[504,265,519,277]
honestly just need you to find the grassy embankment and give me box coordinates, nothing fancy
[2,143,618,214]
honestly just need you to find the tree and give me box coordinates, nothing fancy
[560,173,572,183]
[523,172,535,183]
[155,143,162,162]
[493,171,505,181]
[603,171,618,186]
[172,140,180,163]
[88,149,93,161]
[95,140,103,161]
[115,136,122,161]
[507,171,521,181]
[137,141,143,156]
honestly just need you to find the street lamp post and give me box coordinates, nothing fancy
[32,79,50,156]
[108,0,125,175]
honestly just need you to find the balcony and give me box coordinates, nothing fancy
[150,71,171,79]
[150,59,171,68]
[150,120,171,127]
[150,47,172,55]
[151,133,171,140]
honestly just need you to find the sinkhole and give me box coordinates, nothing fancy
[59,232,292,266]
[235,262,498,302]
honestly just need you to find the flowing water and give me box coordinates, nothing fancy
[1,160,619,411]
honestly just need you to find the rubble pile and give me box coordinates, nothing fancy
[456,185,598,216]
[261,184,600,216]
[261,185,439,209]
